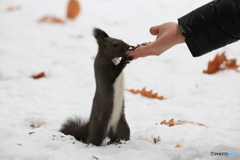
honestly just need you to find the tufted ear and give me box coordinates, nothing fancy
[93,28,109,46]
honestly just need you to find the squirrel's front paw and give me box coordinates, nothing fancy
[121,55,131,64]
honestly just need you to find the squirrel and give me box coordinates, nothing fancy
[60,28,131,146]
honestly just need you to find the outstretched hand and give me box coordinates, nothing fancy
[128,22,185,60]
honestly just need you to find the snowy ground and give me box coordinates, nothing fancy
[0,0,240,160]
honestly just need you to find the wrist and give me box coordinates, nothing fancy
[176,24,185,44]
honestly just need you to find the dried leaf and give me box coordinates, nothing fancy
[158,119,207,127]
[67,0,81,19]
[203,52,226,74]
[31,72,46,79]
[76,35,83,38]
[174,144,182,148]
[203,52,239,74]
[168,118,175,127]
[126,87,165,100]
[30,122,44,129]
[5,6,21,12]
[39,16,65,24]
[160,120,167,125]
[225,59,239,70]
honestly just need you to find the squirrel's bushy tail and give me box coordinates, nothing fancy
[60,117,89,143]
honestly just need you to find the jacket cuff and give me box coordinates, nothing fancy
[178,0,240,57]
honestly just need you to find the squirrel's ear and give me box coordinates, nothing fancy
[93,28,109,45]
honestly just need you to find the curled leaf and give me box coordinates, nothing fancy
[67,0,81,19]
[32,72,45,79]
[225,59,239,70]
[5,6,21,12]
[158,119,207,127]
[174,144,182,148]
[126,87,165,100]
[39,16,65,24]
[203,52,239,74]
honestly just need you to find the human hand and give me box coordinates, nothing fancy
[128,22,185,60]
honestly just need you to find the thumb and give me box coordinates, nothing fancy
[150,25,161,35]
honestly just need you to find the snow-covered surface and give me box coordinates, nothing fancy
[0,0,240,160]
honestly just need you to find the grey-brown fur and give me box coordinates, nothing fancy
[60,28,130,146]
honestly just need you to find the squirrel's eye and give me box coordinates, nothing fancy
[113,44,118,48]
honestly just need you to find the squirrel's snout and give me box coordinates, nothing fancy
[126,45,131,52]
[125,46,130,55]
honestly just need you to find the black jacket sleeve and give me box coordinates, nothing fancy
[178,0,240,57]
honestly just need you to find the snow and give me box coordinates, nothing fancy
[0,0,240,160]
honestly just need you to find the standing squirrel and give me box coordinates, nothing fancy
[60,28,131,146]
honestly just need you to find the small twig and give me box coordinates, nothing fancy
[93,156,99,160]
[86,143,94,148]
[153,136,161,144]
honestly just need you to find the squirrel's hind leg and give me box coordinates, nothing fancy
[108,112,130,143]
[86,119,109,146]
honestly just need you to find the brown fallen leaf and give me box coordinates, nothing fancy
[30,123,42,129]
[32,72,46,79]
[174,144,182,148]
[158,119,207,127]
[225,59,239,70]
[203,52,239,74]
[71,35,84,39]
[67,0,81,19]
[126,87,165,100]
[203,52,226,74]
[39,16,65,24]
[5,6,21,12]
